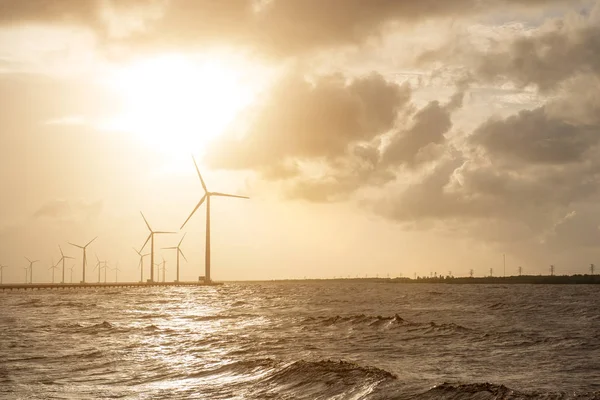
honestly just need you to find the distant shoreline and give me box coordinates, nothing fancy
[233,275,600,284]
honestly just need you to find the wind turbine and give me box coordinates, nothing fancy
[0,264,7,284]
[181,157,249,283]
[69,265,75,283]
[57,246,74,284]
[163,233,187,282]
[134,248,150,283]
[49,259,59,284]
[113,262,120,283]
[93,254,105,283]
[140,212,175,283]
[103,260,109,283]
[25,257,39,284]
[68,237,97,283]
[161,257,167,283]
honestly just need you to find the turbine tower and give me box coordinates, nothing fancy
[49,259,59,284]
[181,157,249,283]
[163,233,188,283]
[134,248,150,283]
[68,237,97,283]
[113,262,120,283]
[23,266,28,283]
[0,264,7,284]
[140,212,175,283]
[57,245,74,284]
[68,265,75,283]
[25,257,39,284]
[94,254,105,283]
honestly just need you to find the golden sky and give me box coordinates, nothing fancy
[1,0,599,282]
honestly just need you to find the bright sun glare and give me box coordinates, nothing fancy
[106,54,256,155]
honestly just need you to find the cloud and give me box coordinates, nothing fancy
[0,0,582,57]
[34,199,103,220]
[207,71,411,172]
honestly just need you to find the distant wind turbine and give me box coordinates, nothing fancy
[180,156,249,283]
[0,264,8,284]
[94,254,105,283]
[134,248,150,283]
[163,233,188,282]
[161,257,167,282]
[57,245,74,284]
[111,262,120,283]
[23,266,28,284]
[68,237,97,283]
[69,264,75,283]
[25,257,39,284]
[49,259,59,284]
[140,212,175,283]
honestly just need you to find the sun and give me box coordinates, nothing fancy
[105,54,257,155]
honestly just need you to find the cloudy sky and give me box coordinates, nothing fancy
[1,0,598,283]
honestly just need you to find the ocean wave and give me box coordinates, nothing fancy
[308,314,472,335]
[414,382,600,400]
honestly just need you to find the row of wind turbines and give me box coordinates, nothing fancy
[2,157,248,285]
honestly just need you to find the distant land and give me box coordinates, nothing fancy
[257,275,600,284]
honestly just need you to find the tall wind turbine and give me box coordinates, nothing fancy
[181,157,249,283]
[57,246,74,284]
[68,237,97,283]
[49,259,59,284]
[140,212,175,283]
[163,233,187,282]
[0,264,7,284]
[134,248,150,283]
[25,257,39,284]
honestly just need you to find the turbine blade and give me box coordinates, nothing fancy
[210,192,249,199]
[179,249,188,262]
[141,233,152,251]
[59,245,64,257]
[180,194,206,229]
[192,156,208,192]
[25,257,31,263]
[68,242,84,249]
[140,212,152,232]
[178,232,187,247]
[163,247,178,250]
[133,247,142,256]
[155,231,176,234]
[85,237,98,247]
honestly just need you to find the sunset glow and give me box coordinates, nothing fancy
[105,54,257,154]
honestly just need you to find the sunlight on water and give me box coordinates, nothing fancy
[0,283,598,399]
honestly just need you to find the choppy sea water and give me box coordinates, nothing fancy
[0,282,598,399]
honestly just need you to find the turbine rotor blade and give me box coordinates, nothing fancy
[59,245,64,257]
[25,257,31,263]
[192,156,208,192]
[210,192,249,199]
[141,233,152,251]
[181,194,206,229]
[85,237,98,247]
[68,242,84,249]
[178,232,186,247]
[140,212,152,232]
[155,231,176,234]
[163,247,177,250]
[179,249,188,262]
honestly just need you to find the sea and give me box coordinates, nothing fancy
[0,281,598,399]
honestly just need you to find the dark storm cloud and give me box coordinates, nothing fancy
[207,72,411,171]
